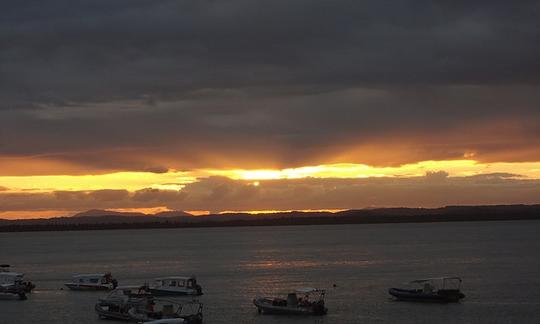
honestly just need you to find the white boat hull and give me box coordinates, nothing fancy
[65,283,113,291]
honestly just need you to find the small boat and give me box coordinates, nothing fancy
[128,299,203,324]
[65,273,118,291]
[0,264,35,299]
[253,287,328,316]
[149,276,203,296]
[95,285,152,320]
[389,277,466,303]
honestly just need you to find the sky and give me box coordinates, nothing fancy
[1,1,540,219]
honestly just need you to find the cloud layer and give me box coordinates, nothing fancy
[1,1,540,217]
[1,1,540,175]
[2,173,540,219]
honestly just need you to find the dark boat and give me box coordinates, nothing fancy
[0,265,35,299]
[128,299,203,324]
[253,288,328,316]
[95,285,152,320]
[0,282,27,300]
[389,277,465,303]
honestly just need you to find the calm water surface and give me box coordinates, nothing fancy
[1,221,540,323]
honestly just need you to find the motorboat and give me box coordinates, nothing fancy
[0,264,35,299]
[253,287,328,315]
[149,276,202,296]
[389,277,466,303]
[128,299,203,324]
[65,273,118,291]
[95,285,152,320]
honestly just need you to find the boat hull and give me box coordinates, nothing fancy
[95,303,132,321]
[0,284,27,300]
[65,283,112,291]
[253,299,327,315]
[0,291,27,300]
[389,288,465,303]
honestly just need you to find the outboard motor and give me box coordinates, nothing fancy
[23,281,36,293]
[286,293,298,307]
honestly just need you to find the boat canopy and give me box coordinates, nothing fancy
[409,277,462,290]
[0,272,23,278]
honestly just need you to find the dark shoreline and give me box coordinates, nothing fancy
[1,204,539,233]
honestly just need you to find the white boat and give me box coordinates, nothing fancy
[95,285,152,320]
[149,277,202,296]
[65,273,118,291]
[253,287,328,315]
[128,299,203,324]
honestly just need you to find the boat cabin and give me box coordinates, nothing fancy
[0,272,24,286]
[0,265,24,285]
[153,276,198,289]
[150,276,203,296]
[105,286,152,300]
[409,277,462,293]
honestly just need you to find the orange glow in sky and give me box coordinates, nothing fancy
[1,160,540,193]
[2,159,540,219]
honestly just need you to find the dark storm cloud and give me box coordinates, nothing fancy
[1,1,540,171]
[1,0,539,106]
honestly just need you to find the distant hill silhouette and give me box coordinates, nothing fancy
[154,210,193,218]
[71,209,194,219]
[0,204,539,232]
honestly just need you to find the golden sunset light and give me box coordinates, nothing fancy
[1,159,540,219]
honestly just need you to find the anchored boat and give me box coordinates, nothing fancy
[149,276,203,296]
[0,265,35,300]
[389,277,465,303]
[253,287,328,315]
[65,273,118,291]
[95,285,152,320]
[128,298,203,324]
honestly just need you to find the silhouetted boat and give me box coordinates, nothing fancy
[149,276,203,296]
[65,273,118,290]
[253,287,328,315]
[389,277,465,303]
[128,299,203,324]
[0,265,35,300]
[95,285,152,320]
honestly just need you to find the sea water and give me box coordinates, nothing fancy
[1,221,540,323]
